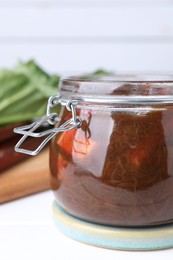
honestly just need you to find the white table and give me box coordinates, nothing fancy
[0,191,173,260]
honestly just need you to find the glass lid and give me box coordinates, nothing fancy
[59,73,173,104]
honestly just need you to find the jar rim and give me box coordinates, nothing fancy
[61,73,173,84]
[59,73,173,104]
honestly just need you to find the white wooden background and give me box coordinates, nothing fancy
[0,0,173,74]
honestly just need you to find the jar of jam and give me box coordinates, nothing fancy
[14,74,173,227]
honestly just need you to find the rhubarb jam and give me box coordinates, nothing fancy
[50,75,173,227]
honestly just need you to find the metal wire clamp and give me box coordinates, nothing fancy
[13,94,82,156]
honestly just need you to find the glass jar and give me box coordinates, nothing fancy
[48,74,173,227]
[14,73,173,227]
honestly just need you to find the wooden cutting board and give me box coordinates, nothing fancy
[0,148,51,204]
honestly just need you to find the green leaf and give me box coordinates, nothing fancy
[0,60,60,125]
[93,69,114,75]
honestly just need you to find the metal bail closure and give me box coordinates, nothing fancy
[13,94,82,156]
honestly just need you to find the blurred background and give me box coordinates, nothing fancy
[0,0,173,74]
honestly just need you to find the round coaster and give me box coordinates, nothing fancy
[52,201,173,251]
